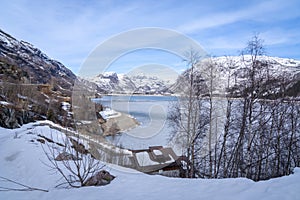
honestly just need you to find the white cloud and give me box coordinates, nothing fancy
[177,0,296,34]
[260,29,300,46]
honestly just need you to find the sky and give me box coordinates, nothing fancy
[0,0,300,77]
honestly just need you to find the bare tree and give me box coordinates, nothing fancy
[169,36,300,181]
[41,132,106,188]
[215,57,237,178]
[234,34,267,178]
[168,49,207,178]
[226,34,300,180]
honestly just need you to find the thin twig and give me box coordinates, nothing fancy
[0,176,48,192]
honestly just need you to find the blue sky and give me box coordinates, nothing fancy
[0,0,299,77]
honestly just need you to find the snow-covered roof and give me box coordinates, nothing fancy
[130,146,181,173]
[99,108,120,120]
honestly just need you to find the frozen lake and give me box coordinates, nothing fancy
[95,95,178,150]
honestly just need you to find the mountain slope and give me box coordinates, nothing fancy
[0,29,76,89]
[172,55,300,97]
[0,29,78,128]
[89,72,136,94]
[88,72,173,94]
[89,56,300,97]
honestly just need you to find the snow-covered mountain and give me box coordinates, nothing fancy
[0,29,79,128]
[0,29,106,129]
[89,56,300,96]
[130,74,172,94]
[172,55,300,97]
[88,72,173,95]
[90,72,136,93]
[0,29,76,89]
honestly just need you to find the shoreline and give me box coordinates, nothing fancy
[101,112,140,136]
[98,93,176,97]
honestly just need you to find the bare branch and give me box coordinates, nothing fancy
[0,176,48,192]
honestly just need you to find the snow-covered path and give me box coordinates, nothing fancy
[0,122,299,200]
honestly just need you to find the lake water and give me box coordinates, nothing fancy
[95,95,178,150]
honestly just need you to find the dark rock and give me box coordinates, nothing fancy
[70,138,89,154]
[36,138,45,144]
[0,106,36,129]
[37,134,54,143]
[55,152,81,161]
[84,170,115,186]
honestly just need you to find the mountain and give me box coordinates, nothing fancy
[0,29,78,128]
[0,29,76,89]
[88,72,173,95]
[130,74,172,94]
[172,55,300,98]
[89,72,136,94]
[89,56,300,97]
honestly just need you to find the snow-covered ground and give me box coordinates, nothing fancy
[99,108,121,120]
[0,122,300,200]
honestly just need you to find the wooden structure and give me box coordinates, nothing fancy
[129,146,188,177]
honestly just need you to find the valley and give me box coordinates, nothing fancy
[0,8,300,199]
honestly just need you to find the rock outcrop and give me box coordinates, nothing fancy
[84,170,115,186]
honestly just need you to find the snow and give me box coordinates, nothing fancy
[168,55,300,97]
[102,71,117,77]
[136,152,156,166]
[153,149,163,155]
[61,101,70,111]
[0,122,300,200]
[77,120,93,125]
[17,94,28,100]
[135,151,174,167]
[87,55,300,95]
[99,108,121,119]
[0,101,12,106]
[87,72,172,94]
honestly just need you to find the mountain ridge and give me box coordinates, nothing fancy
[0,28,79,128]
[87,55,300,97]
[0,29,76,88]
[171,55,300,98]
[87,72,173,95]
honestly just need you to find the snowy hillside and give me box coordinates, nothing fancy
[88,72,172,94]
[213,55,300,87]
[1,122,300,200]
[88,56,300,96]
[172,55,300,97]
[130,74,172,94]
[0,29,76,89]
[0,29,105,129]
[89,72,136,94]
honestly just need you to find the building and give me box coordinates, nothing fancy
[129,146,188,177]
